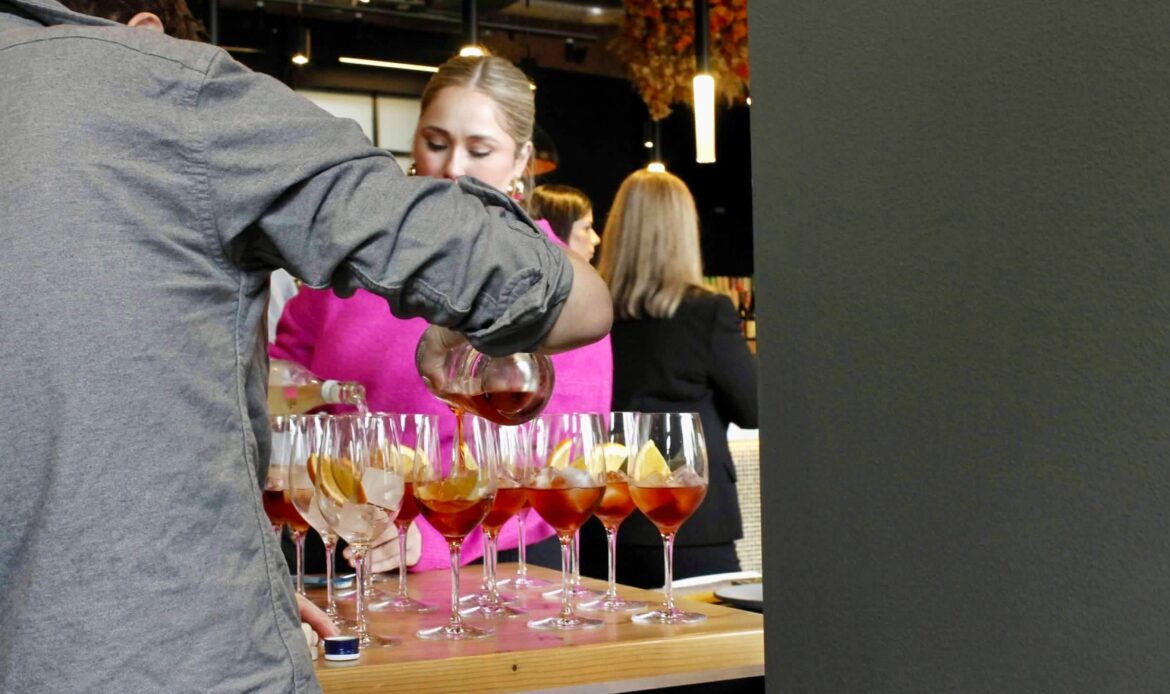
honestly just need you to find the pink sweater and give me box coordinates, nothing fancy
[270,220,613,572]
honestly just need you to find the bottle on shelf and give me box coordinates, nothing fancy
[703,275,756,345]
[267,358,367,415]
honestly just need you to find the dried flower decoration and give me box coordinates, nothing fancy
[612,0,750,120]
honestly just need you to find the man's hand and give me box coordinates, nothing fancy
[416,325,468,396]
[297,593,339,640]
[345,522,422,573]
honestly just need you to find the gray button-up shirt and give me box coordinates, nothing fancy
[0,2,571,690]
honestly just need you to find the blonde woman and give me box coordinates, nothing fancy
[272,55,613,578]
[581,169,758,587]
[529,184,602,261]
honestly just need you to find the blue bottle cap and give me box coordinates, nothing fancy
[322,635,360,661]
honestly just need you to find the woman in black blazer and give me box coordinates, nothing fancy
[580,169,759,589]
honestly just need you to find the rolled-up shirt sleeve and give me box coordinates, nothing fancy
[191,50,571,355]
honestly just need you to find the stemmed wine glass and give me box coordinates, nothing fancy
[541,533,601,602]
[266,415,310,595]
[629,412,709,625]
[500,502,550,590]
[413,414,498,640]
[581,412,647,613]
[366,413,437,613]
[315,414,405,648]
[461,423,529,618]
[286,414,348,624]
[526,413,607,631]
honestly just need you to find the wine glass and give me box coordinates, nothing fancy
[315,414,405,648]
[369,413,436,613]
[499,501,551,590]
[286,414,349,624]
[580,412,648,613]
[266,415,309,595]
[461,423,529,618]
[526,413,607,631]
[629,412,709,625]
[413,414,498,640]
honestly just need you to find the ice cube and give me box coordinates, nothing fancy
[668,467,705,488]
[362,468,404,511]
[555,467,596,489]
[531,468,559,489]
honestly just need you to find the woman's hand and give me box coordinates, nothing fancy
[345,522,422,574]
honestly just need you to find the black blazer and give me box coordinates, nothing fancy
[606,288,758,547]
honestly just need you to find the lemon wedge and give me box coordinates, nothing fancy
[601,442,629,473]
[320,456,367,505]
[305,452,320,486]
[395,444,428,478]
[633,440,671,483]
[416,472,480,502]
[548,437,573,469]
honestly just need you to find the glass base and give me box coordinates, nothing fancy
[542,585,601,601]
[631,607,707,625]
[356,633,399,649]
[460,602,527,619]
[578,595,647,613]
[527,614,604,631]
[499,574,551,590]
[367,595,434,613]
[460,590,518,606]
[331,615,358,630]
[416,622,494,640]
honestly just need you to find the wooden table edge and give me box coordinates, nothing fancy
[316,625,763,693]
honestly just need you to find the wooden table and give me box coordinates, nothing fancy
[312,563,764,693]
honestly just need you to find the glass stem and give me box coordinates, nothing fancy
[558,536,573,621]
[485,532,499,601]
[516,510,529,578]
[396,522,410,598]
[323,534,338,618]
[571,530,581,588]
[353,545,368,640]
[480,533,492,591]
[294,530,306,596]
[605,525,619,600]
[662,532,676,615]
[448,539,465,629]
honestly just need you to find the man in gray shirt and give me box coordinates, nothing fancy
[0,0,611,690]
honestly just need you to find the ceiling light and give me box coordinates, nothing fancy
[291,25,310,66]
[693,0,715,163]
[338,57,438,73]
[643,140,654,149]
[459,45,486,58]
[647,162,666,173]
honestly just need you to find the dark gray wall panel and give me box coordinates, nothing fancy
[751,2,1170,691]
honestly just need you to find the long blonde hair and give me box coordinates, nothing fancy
[598,170,706,320]
[420,55,535,192]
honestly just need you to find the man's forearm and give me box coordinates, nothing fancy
[538,251,613,354]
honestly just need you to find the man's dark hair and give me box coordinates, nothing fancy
[58,0,209,41]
